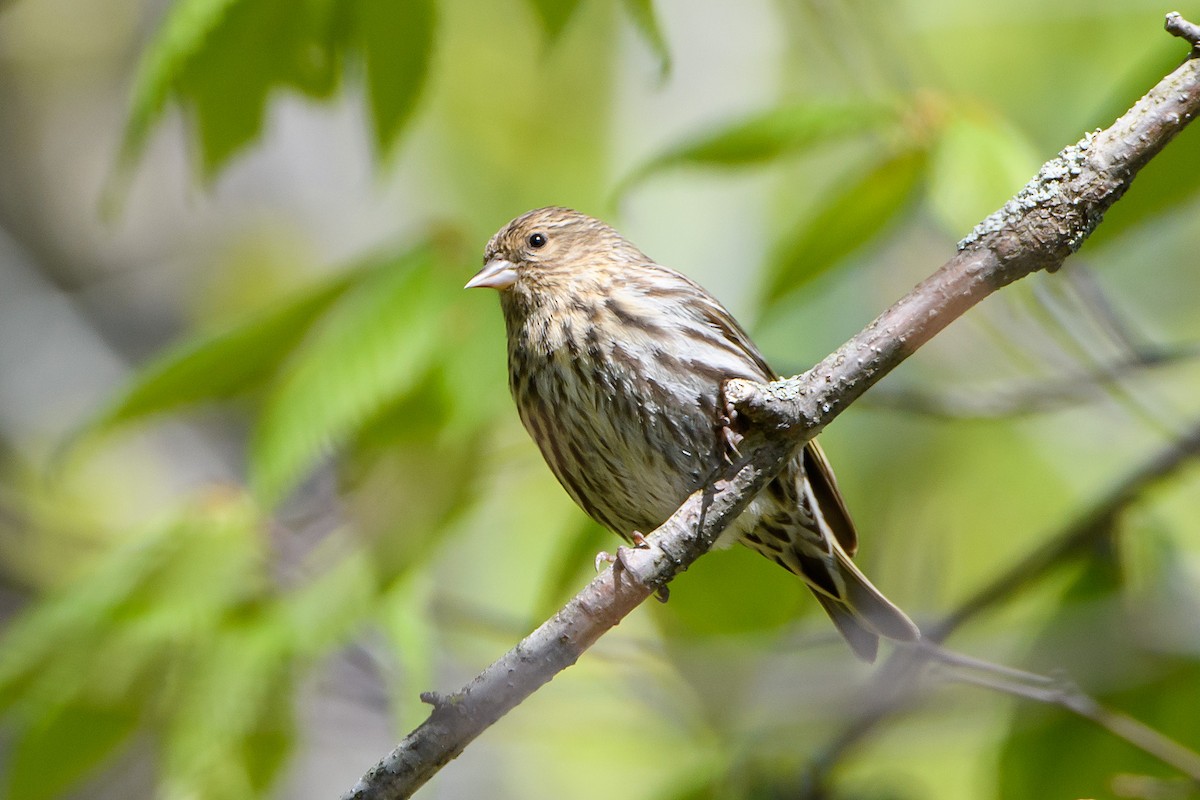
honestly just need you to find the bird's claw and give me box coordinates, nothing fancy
[595,533,669,602]
[720,424,742,464]
[596,531,650,574]
[594,550,616,572]
[717,391,744,464]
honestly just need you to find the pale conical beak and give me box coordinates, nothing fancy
[465,258,518,290]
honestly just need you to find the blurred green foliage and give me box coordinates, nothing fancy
[121,0,435,173]
[2,0,1200,799]
[0,495,307,800]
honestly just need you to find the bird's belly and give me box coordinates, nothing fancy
[515,353,720,537]
[572,402,710,533]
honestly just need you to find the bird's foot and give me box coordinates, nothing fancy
[618,531,652,572]
[717,384,744,464]
[593,546,642,574]
[595,532,669,603]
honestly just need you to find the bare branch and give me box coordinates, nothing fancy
[934,422,1200,640]
[1166,12,1200,49]
[923,644,1200,782]
[801,417,1200,795]
[862,342,1199,419]
[342,17,1200,800]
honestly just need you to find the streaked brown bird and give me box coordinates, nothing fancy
[468,207,919,660]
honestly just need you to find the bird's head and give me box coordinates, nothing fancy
[467,207,644,299]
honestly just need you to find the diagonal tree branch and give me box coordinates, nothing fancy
[342,16,1200,800]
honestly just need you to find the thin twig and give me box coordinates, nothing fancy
[1166,12,1200,50]
[1027,276,1186,437]
[930,654,1200,783]
[861,342,1199,419]
[342,16,1200,800]
[1060,265,1155,362]
[801,417,1200,794]
[917,640,1058,687]
[932,419,1200,640]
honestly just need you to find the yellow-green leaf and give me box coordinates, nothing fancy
[119,0,248,169]
[621,0,670,74]
[623,101,897,189]
[120,0,343,177]
[525,0,585,42]
[7,704,139,800]
[89,269,359,434]
[356,0,436,154]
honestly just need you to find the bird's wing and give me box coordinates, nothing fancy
[654,267,859,555]
[801,439,859,557]
[690,293,776,381]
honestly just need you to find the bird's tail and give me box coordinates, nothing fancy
[802,545,920,662]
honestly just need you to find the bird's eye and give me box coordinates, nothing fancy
[527,232,547,249]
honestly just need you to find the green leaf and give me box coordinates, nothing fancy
[620,0,670,74]
[355,0,436,154]
[121,0,344,176]
[7,704,139,800]
[623,101,897,189]
[524,0,585,42]
[239,678,296,794]
[177,0,343,173]
[90,270,359,433]
[121,498,265,637]
[0,497,289,800]
[249,246,449,505]
[119,0,248,168]
[928,107,1039,236]
[762,145,927,308]
[117,0,439,181]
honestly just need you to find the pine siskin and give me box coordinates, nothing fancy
[467,207,919,660]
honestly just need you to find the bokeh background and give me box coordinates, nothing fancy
[1,0,1200,798]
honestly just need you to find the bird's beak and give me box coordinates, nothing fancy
[465,258,518,290]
